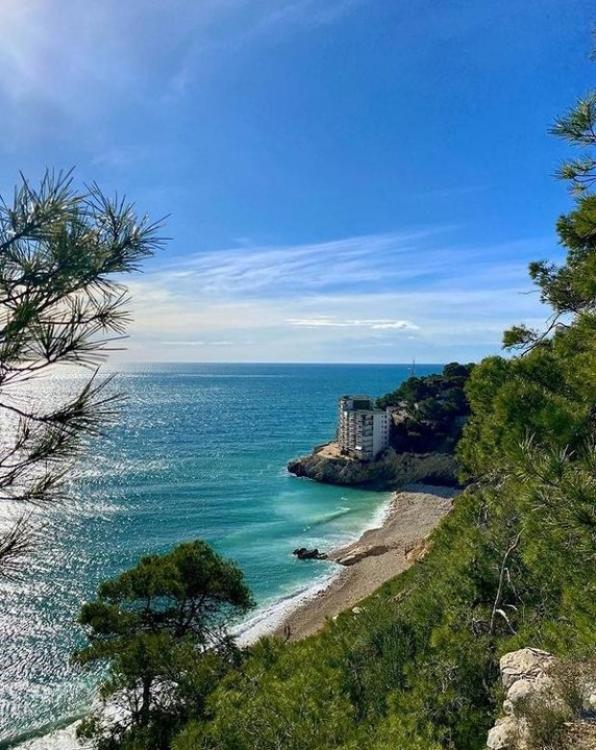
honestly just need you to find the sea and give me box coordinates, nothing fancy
[0,362,441,748]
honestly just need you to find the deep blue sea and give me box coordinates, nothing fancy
[0,363,441,747]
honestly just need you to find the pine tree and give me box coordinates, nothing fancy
[0,170,162,575]
[503,91,596,351]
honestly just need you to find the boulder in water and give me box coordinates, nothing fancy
[293,547,327,560]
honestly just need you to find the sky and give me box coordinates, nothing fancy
[0,0,594,363]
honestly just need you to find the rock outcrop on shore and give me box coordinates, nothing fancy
[486,647,596,750]
[287,443,458,489]
[293,547,327,560]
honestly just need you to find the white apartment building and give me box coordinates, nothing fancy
[337,395,391,460]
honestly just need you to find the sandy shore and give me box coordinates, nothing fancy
[274,484,458,641]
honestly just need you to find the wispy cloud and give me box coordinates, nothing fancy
[138,229,549,301]
[159,0,362,102]
[239,0,363,38]
[122,228,554,362]
[288,318,419,330]
[160,339,235,347]
[415,184,490,199]
[90,146,148,169]
[148,229,454,298]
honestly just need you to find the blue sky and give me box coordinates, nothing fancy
[0,0,594,362]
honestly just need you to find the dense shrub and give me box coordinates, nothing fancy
[377,362,475,453]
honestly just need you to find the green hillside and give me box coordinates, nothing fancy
[378,362,474,454]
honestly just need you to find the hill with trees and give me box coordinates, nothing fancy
[378,362,474,454]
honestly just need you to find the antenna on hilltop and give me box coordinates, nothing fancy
[409,358,416,377]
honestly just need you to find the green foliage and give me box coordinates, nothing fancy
[0,170,162,576]
[175,647,357,750]
[459,315,595,481]
[513,666,591,750]
[75,540,253,750]
[551,91,596,191]
[519,698,571,750]
[376,362,474,453]
[504,91,596,339]
[501,324,539,350]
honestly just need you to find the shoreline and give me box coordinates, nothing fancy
[272,483,458,642]
[13,488,395,750]
[14,485,457,750]
[234,487,395,645]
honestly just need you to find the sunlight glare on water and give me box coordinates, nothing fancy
[0,362,441,745]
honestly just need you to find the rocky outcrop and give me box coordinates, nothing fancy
[404,536,431,562]
[293,547,327,560]
[335,543,389,566]
[287,446,458,489]
[486,648,596,750]
[499,648,555,690]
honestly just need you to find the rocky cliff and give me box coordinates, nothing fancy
[287,444,458,489]
[486,647,596,750]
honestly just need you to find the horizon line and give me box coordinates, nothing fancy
[104,360,457,366]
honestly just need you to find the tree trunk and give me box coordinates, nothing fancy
[140,675,152,726]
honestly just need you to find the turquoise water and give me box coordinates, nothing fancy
[0,363,441,745]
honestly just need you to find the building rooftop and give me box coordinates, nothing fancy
[339,395,388,414]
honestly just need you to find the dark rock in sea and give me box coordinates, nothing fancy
[293,547,327,560]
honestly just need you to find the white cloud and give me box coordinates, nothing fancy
[134,230,549,303]
[288,318,419,330]
[136,227,469,300]
[160,339,234,346]
[370,321,418,330]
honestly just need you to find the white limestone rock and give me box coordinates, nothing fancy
[486,648,596,749]
[582,680,596,713]
[486,716,520,750]
[507,675,553,708]
[485,648,555,749]
[500,648,555,689]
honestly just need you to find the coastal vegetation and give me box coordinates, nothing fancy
[77,84,595,750]
[75,541,253,750]
[0,171,161,576]
[377,361,474,454]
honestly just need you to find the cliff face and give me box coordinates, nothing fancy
[287,444,458,489]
